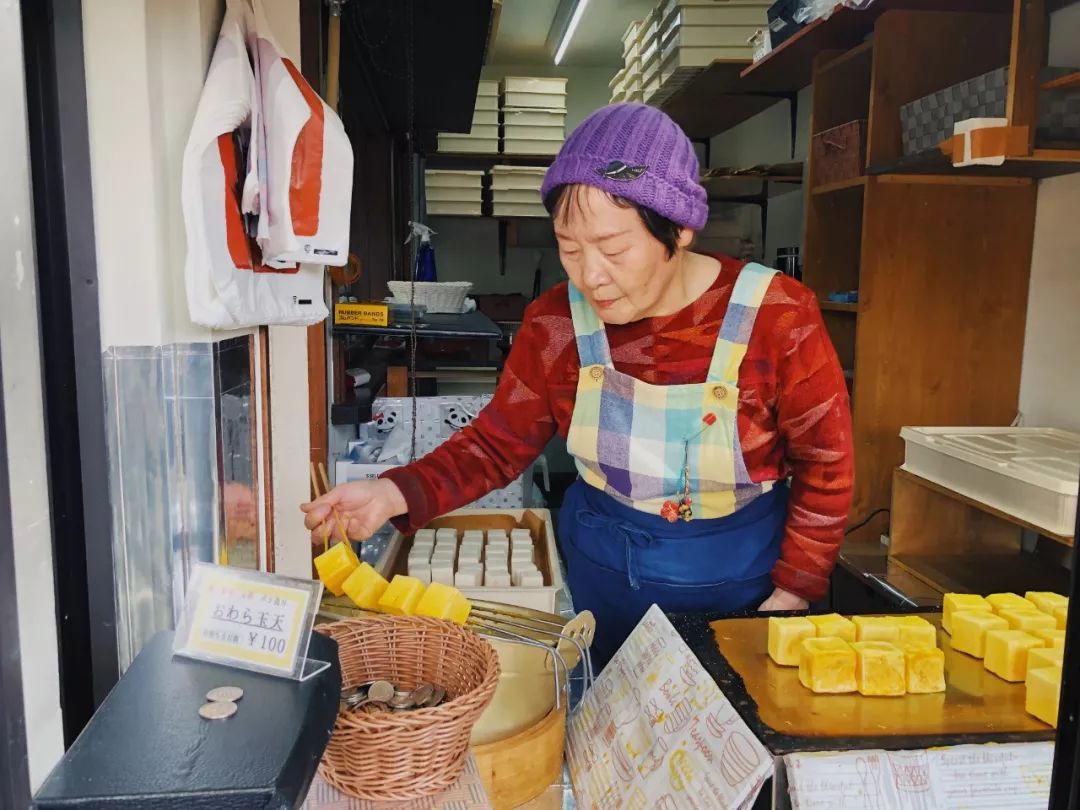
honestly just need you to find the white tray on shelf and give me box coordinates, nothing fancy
[437,136,499,153]
[900,426,1080,536]
[424,169,485,189]
[503,138,562,156]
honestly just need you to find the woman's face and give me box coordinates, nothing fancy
[554,185,692,325]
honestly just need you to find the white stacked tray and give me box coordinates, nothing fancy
[438,80,499,154]
[500,76,568,110]
[901,427,1080,537]
[500,77,567,156]
[425,170,485,217]
[490,165,548,218]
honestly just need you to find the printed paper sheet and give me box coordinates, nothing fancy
[567,604,772,810]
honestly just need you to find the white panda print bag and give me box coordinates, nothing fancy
[181,0,328,328]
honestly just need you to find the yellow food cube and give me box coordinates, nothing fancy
[798,637,856,693]
[951,611,1008,658]
[1028,645,1064,672]
[1025,664,1062,728]
[900,643,945,694]
[1025,592,1068,616]
[942,594,992,634]
[1033,628,1065,649]
[986,593,1035,614]
[852,642,906,696]
[945,645,987,696]
[1055,605,1068,630]
[807,614,857,642]
[853,616,901,643]
[313,542,361,596]
[896,616,938,648]
[999,608,1057,633]
[768,617,815,666]
[341,563,389,610]
[377,575,426,616]
[415,582,472,625]
[984,630,1045,682]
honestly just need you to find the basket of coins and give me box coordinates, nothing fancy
[315,615,500,801]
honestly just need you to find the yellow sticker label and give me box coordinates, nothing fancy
[184,570,312,673]
[334,302,389,327]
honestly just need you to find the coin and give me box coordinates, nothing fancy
[199,701,238,720]
[367,680,394,704]
[389,691,414,709]
[207,686,244,703]
[410,684,434,707]
[424,687,446,708]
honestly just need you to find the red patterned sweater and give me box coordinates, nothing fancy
[382,255,854,601]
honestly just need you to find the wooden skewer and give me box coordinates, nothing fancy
[310,463,328,552]
[318,461,351,547]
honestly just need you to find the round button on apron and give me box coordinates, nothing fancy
[590,366,604,381]
[713,385,727,401]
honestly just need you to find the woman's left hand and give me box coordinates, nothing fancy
[758,587,809,612]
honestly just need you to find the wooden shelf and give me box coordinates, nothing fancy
[820,300,858,313]
[1041,71,1080,91]
[867,149,1080,180]
[891,553,1071,596]
[425,152,555,169]
[811,176,867,195]
[658,61,779,141]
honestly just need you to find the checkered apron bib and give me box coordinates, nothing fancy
[566,262,777,521]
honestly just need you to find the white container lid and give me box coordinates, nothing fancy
[900,427,1080,495]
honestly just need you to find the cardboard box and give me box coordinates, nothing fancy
[334,302,388,327]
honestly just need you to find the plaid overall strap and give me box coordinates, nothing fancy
[707,263,778,383]
[568,282,612,368]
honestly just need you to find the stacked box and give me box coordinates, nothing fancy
[500,77,567,156]
[490,165,548,218]
[437,80,499,154]
[424,169,485,217]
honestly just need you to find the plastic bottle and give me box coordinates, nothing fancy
[407,221,438,282]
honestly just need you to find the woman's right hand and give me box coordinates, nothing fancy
[300,479,407,545]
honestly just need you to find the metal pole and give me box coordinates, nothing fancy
[1048,481,1080,808]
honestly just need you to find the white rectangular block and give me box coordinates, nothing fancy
[518,570,544,588]
[486,530,509,544]
[414,529,437,543]
[485,571,512,588]
[431,564,454,586]
[436,528,458,543]
[409,565,432,585]
[513,565,540,586]
[455,566,483,588]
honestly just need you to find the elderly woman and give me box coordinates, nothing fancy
[304,103,854,668]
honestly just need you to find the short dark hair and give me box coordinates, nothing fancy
[543,183,683,258]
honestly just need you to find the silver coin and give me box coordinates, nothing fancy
[410,684,435,707]
[199,701,238,720]
[367,680,394,704]
[207,686,244,703]
[425,687,446,708]
[389,691,414,709]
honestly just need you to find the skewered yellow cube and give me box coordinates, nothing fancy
[1028,645,1064,672]
[768,617,815,666]
[1033,628,1065,649]
[999,608,1057,633]
[895,616,938,648]
[986,593,1035,614]
[900,643,945,693]
[1026,664,1062,728]
[313,541,361,596]
[807,613,857,642]
[1055,605,1068,630]
[377,575,426,616]
[951,611,1008,658]
[984,630,1045,682]
[852,642,905,696]
[415,582,472,625]
[942,594,992,634]
[853,616,901,643]
[1025,592,1068,616]
[798,637,856,693]
[341,562,389,610]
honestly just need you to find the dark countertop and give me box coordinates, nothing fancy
[34,631,341,809]
[333,310,503,340]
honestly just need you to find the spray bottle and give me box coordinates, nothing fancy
[406,221,438,282]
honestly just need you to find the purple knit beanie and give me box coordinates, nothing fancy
[541,103,708,231]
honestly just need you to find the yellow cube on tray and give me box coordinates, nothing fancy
[1055,605,1069,630]
[313,542,361,597]
[1026,664,1063,728]
[377,575,426,616]
[768,617,815,666]
[853,616,901,643]
[1033,628,1065,649]
[951,611,1009,658]
[415,582,472,625]
[986,593,1036,614]
[341,563,389,610]
[999,608,1057,633]
[1028,645,1065,672]
[984,630,1045,682]
[900,643,945,693]
[798,637,857,693]
[895,616,938,648]
[1025,591,1068,616]
[852,642,906,696]
[942,594,992,634]
[807,613,857,642]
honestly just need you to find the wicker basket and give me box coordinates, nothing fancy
[315,615,500,801]
[387,281,473,314]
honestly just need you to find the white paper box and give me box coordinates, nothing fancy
[501,90,568,109]
[491,203,550,217]
[503,138,562,156]
[477,80,498,97]
[901,427,1080,536]
[437,136,498,153]
[492,189,542,205]
[426,201,483,216]
[662,21,764,49]
[426,187,483,204]
[662,3,770,29]
[501,76,568,95]
[503,124,564,143]
[622,19,642,54]
[425,169,484,189]
[500,108,567,128]
[472,109,499,127]
[441,124,498,140]
[475,95,498,112]
[490,166,546,191]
